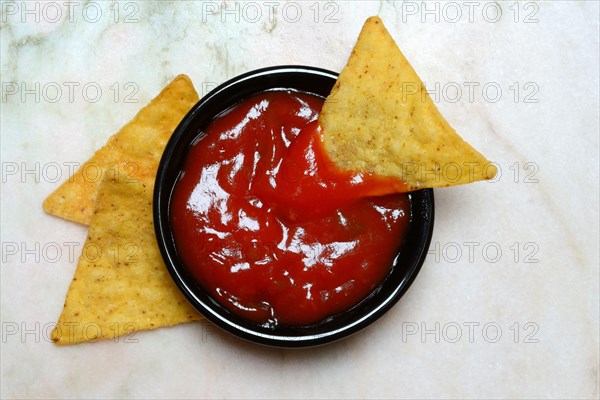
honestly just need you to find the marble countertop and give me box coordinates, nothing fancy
[1,1,598,398]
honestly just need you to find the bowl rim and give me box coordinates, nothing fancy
[154,65,434,348]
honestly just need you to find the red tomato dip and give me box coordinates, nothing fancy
[170,90,410,327]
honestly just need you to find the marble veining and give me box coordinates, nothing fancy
[1,1,598,399]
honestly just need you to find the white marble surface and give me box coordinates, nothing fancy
[1,1,598,398]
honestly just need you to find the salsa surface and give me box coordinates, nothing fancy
[170,90,410,327]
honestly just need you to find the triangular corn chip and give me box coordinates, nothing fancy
[319,16,496,190]
[51,173,201,345]
[43,75,199,225]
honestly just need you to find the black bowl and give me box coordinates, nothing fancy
[154,66,434,348]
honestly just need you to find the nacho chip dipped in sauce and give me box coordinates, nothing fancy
[170,90,411,327]
[319,16,497,190]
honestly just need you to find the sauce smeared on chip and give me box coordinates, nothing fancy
[170,90,410,327]
[319,16,497,189]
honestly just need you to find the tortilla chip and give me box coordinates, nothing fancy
[319,16,496,190]
[43,75,199,225]
[51,173,201,345]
